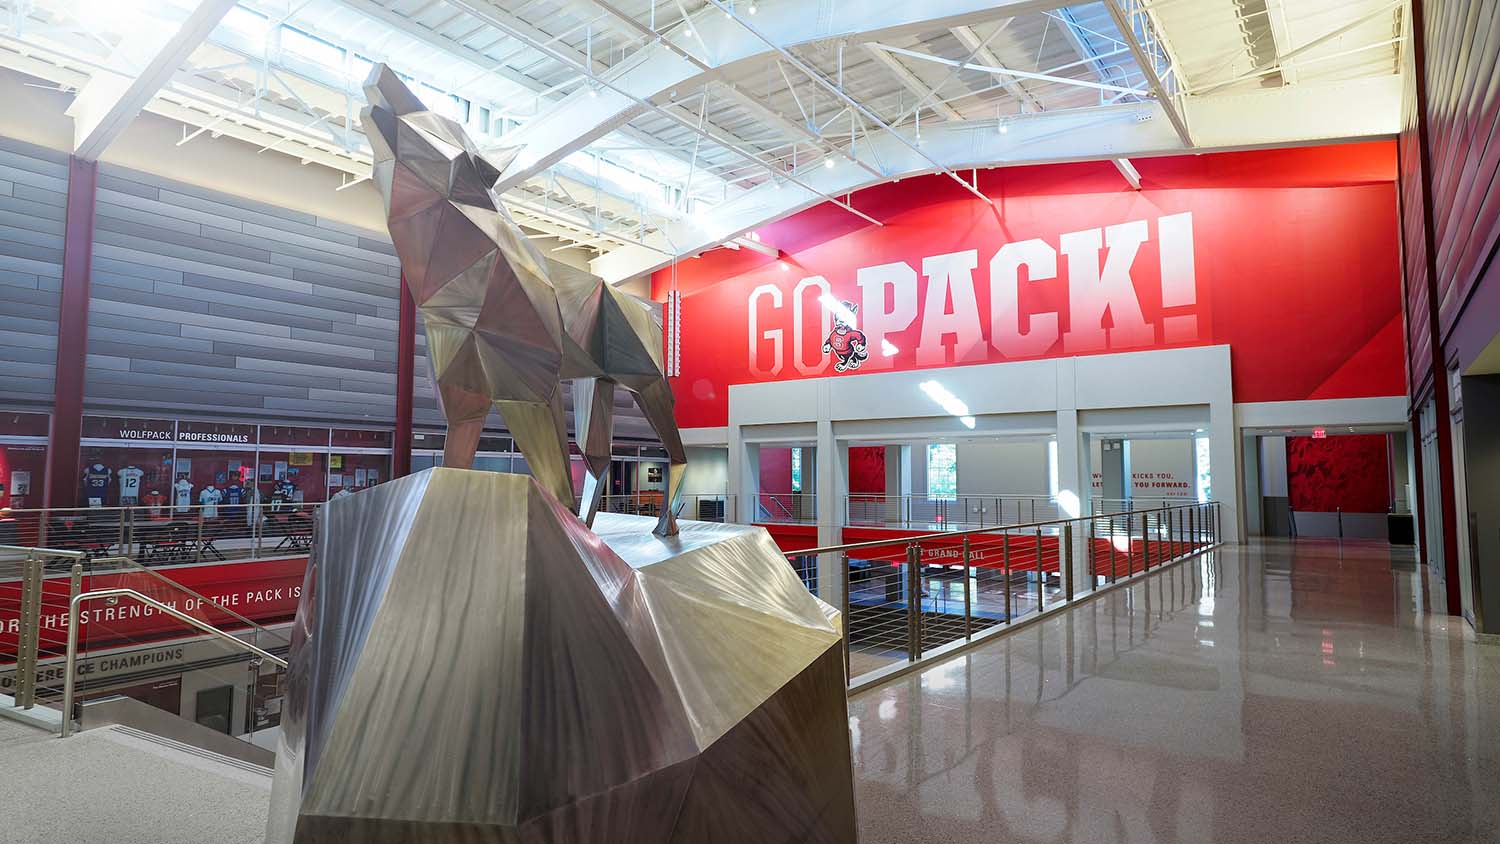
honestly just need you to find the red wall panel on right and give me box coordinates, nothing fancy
[1287,435,1391,514]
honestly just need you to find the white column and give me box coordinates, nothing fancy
[815,404,845,605]
[1209,394,1241,542]
[1055,360,1089,593]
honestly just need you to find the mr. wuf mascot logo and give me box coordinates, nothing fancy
[823,301,869,373]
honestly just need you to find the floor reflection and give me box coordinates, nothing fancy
[848,538,1500,844]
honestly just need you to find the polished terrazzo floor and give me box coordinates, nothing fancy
[848,538,1500,844]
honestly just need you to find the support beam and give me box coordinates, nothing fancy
[703,0,994,206]
[871,42,1146,97]
[394,274,416,479]
[65,0,238,160]
[493,0,1054,192]
[862,45,965,121]
[1103,0,1193,146]
[590,74,1401,282]
[1113,157,1141,189]
[44,157,98,510]
[718,82,884,179]
[443,0,886,229]
[949,25,1044,113]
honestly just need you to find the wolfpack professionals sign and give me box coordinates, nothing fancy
[746,212,1200,378]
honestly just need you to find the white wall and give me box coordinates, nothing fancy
[1259,437,1289,496]
[681,446,728,496]
[956,441,1049,496]
[1126,439,1196,499]
[725,345,1240,605]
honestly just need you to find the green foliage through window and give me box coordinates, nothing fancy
[928,444,956,500]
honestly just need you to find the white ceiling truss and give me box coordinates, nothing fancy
[0,0,1407,280]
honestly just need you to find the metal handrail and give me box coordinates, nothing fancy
[0,544,87,560]
[61,588,289,738]
[793,501,1212,557]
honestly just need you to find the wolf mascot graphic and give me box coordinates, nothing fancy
[823,302,869,373]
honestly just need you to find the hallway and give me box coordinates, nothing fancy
[848,539,1500,844]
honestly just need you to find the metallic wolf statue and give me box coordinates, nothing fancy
[361,64,686,536]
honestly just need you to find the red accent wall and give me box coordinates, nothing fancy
[849,446,886,495]
[1287,435,1391,514]
[654,144,1404,429]
[1,556,308,659]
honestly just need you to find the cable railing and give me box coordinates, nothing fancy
[1091,496,1199,514]
[846,493,1060,529]
[598,493,736,523]
[755,492,817,524]
[789,501,1223,686]
[0,501,320,564]
[2,546,297,742]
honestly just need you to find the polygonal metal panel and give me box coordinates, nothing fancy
[266,469,856,844]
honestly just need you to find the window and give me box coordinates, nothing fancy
[927,444,956,500]
[1048,439,1058,499]
[1195,436,1212,502]
[790,448,802,493]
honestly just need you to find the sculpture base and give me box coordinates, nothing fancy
[267,468,855,844]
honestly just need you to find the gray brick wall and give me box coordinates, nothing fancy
[85,162,408,424]
[0,136,652,442]
[0,137,67,406]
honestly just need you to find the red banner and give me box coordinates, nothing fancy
[655,144,1404,428]
[0,556,308,660]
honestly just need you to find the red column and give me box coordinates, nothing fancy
[392,275,415,478]
[43,156,98,510]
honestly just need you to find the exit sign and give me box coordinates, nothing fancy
[1312,427,1327,439]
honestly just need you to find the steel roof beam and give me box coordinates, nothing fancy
[330,0,730,195]
[442,0,885,229]
[861,45,964,121]
[703,0,993,206]
[1112,157,1141,189]
[65,0,238,160]
[1103,0,1192,145]
[949,24,1044,113]
[498,0,1063,192]
[590,73,1402,281]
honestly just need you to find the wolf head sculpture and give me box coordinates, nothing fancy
[362,64,686,536]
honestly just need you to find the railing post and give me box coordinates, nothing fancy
[1143,512,1152,571]
[1088,516,1097,586]
[1063,523,1074,602]
[839,551,851,681]
[1002,532,1012,623]
[962,536,972,640]
[195,514,205,564]
[1034,526,1044,611]
[1109,516,1118,582]
[16,552,40,709]
[61,593,81,737]
[905,542,922,661]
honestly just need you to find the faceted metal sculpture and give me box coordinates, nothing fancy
[266,469,856,844]
[361,63,687,535]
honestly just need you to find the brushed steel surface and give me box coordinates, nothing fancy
[362,64,687,536]
[267,468,856,843]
